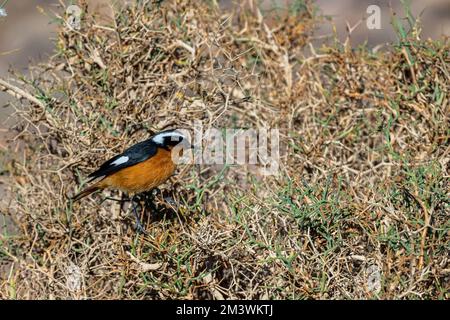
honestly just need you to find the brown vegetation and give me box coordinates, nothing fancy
[0,0,448,299]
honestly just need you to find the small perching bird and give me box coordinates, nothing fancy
[72,129,189,232]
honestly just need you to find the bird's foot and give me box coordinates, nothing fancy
[131,196,148,235]
[163,196,177,207]
[134,218,148,235]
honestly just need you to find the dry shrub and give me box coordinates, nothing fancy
[0,0,448,299]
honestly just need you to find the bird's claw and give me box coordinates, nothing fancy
[164,196,177,208]
[134,220,148,235]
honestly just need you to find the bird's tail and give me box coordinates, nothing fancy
[71,183,103,202]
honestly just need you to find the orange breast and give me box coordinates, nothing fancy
[101,148,176,194]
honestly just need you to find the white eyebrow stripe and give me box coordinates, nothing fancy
[152,132,185,144]
[111,156,129,166]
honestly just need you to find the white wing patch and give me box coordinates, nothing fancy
[111,156,129,166]
[152,131,185,144]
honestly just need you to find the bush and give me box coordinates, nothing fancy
[1,0,448,299]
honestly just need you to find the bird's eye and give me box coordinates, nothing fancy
[165,135,184,146]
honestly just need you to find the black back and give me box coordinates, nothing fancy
[87,138,158,181]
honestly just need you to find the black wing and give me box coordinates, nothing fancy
[87,138,157,181]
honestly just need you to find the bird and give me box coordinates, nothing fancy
[71,129,189,232]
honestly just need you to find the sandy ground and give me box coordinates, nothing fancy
[0,1,57,124]
[315,0,450,45]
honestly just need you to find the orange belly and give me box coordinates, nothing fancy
[101,148,176,194]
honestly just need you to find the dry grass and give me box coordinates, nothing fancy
[0,0,449,299]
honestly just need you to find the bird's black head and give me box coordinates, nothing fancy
[151,130,187,149]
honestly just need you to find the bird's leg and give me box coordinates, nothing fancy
[154,188,178,209]
[131,195,147,235]
[147,189,178,212]
[164,195,177,208]
[144,189,158,213]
